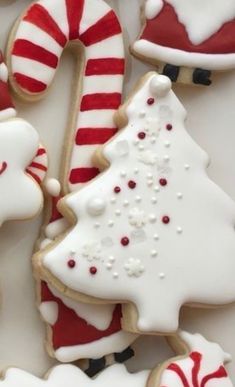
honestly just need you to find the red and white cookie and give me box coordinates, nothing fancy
[35,72,235,335]
[0,52,47,224]
[0,332,232,387]
[7,0,137,371]
[132,0,235,85]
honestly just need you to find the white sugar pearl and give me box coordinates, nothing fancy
[115,209,121,216]
[159,272,166,279]
[150,75,172,97]
[154,234,159,241]
[151,250,158,257]
[177,227,183,234]
[184,164,190,170]
[149,214,157,223]
[120,171,127,177]
[177,192,183,199]
[113,272,119,279]
[108,220,114,227]
[106,263,112,270]
[87,197,106,216]
[151,197,157,204]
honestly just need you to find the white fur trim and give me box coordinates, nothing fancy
[133,40,235,70]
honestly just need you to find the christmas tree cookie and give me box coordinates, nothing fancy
[132,0,235,85]
[34,72,235,334]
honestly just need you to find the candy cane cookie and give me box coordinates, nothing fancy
[7,0,125,192]
[0,51,47,223]
[7,0,137,371]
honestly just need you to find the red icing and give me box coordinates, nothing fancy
[0,162,7,175]
[0,80,15,112]
[68,259,76,268]
[41,282,123,348]
[166,351,228,386]
[147,97,155,105]
[162,215,170,224]
[138,132,146,139]
[85,58,125,76]
[89,266,97,275]
[128,180,136,189]
[80,93,121,111]
[69,167,99,184]
[141,2,235,55]
[121,237,129,246]
[76,128,117,145]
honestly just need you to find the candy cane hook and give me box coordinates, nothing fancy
[8,0,125,193]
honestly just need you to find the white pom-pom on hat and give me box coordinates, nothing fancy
[150,74,172,97]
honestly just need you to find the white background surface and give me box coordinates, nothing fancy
[1,0,235,381]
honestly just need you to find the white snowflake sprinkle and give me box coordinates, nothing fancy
[124,258,145,277]
[82,242,102,261]
[129,208,147,228]
[138,150,158,165]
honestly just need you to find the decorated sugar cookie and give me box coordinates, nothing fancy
[0,52,46,224]
[35,72,235,334]
[0,364,150,387]
[0,332,232,386]
[8,0,137,371]
[157,331,233,386]
[132,0,235,85]
[7,0,125,192]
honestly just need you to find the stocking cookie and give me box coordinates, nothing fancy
[0,52,46,223]
[7,0,137,370]
[35,72,235,334]
[132,0,235,86]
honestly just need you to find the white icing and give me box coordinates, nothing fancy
[55,330,138,362]
[160,331,233,386]
[39,301,58,325]
[45,178,61,197]
[11,56,56,86]
[79,0,111,35]
[0,108,16,123]
[0,365,149,387]
[133,40,235,70]
[41,73,235,333]
[87,197,107,216]
[0,119,43,224]
[0,62,8,82]
[46,284,115,330]
[45,218,69,240]
[145,0,164,19]
[145,0,235,45]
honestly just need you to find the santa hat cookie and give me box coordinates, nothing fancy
[0,51,16,121]
[132,0,235,86]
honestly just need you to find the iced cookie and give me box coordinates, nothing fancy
[35,72,235,335]
[38,180,137,374]
[155,331,233,386]
[7,0,138,370]
[7,0,125,192]
[0,52,47,223]
[0,332,232,386]
[132,0,235,85]
[0,364,150,387]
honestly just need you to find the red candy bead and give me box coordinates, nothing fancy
[68,259,76,268]
[162,216,170,224]
[121,237,129,246]
[159,178,167,186]
[128,180,136,189]
[90,266,97,275]
[138,132,146,140]
[147,98,155,105]
[166,124,173,131]
[114,186,121,193]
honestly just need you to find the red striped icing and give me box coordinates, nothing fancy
[12,40,58,68]
[166,352,228,386]
[23,4,67,47]
[76,128,117,145]
[66,0,84,40]
[69,167,99,184]
[85,58,125,76]
[14,73,47,93]
[26,146,48,185]
[80,93,121,111]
